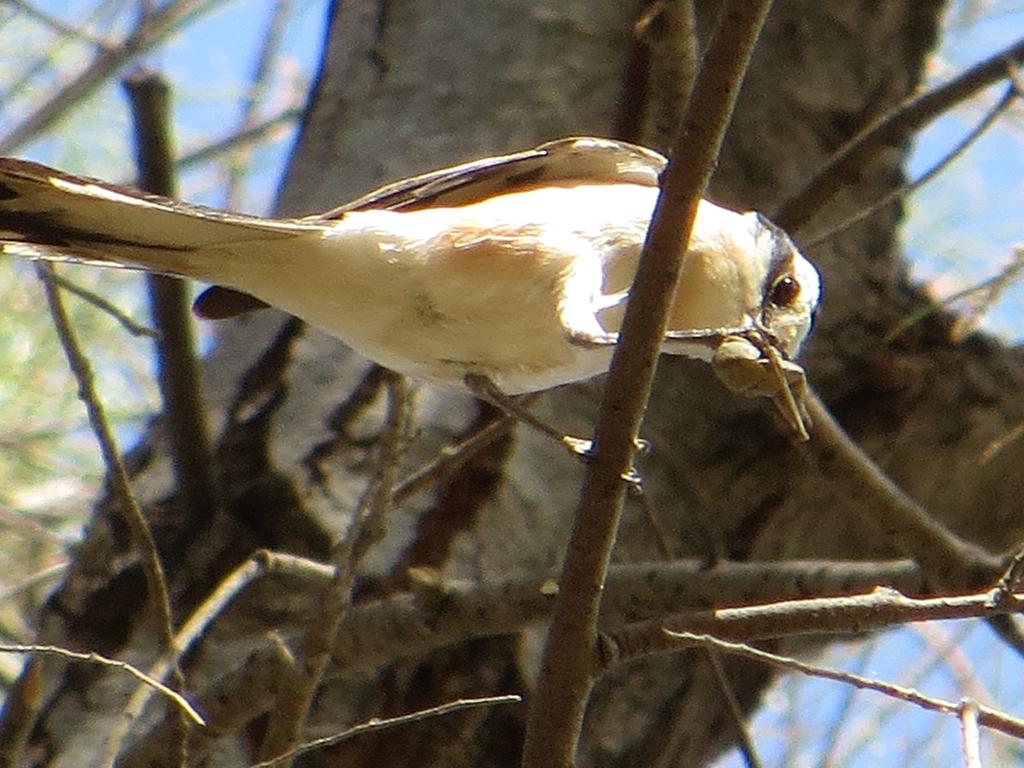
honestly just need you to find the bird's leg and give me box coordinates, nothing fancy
[463,373,594,456]
[463,373,646,493]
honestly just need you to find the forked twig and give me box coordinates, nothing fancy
[663,632,1024,742]
[0,644,202,724]
[249,695,522,768]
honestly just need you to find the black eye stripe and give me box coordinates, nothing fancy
[754,212,798,305]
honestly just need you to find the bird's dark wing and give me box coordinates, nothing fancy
[311,136,666,218]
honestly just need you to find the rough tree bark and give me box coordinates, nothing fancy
[4,0,1023,767]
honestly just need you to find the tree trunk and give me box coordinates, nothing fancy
[7,1,1024,766]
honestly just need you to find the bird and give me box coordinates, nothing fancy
[0,136,821,442]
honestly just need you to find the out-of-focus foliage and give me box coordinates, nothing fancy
[0,0,325,666]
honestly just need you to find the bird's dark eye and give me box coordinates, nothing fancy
[768,275,799,307]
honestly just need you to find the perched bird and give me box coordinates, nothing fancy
[0,137,820,438]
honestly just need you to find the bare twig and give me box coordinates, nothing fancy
[49,273,158,337]
[119,65,211,768]
[258,374,411,765]
[38,257,181,768]
[817,641,878,768]
[987,538,1024,608]
[249,695,522,768]
[0,0,122,107]
[602,587,1023,667]
[886,245,1024,342]
[959,698,983,768]
[115,640,293,768]
[0,644,202,724]
[521,4,775,765]
[979,420,1024,465]
[176,107,303,171]
[824,627,976,766]
[90,555,922,758]
[3,0,113,47]
[124,68,222,525]
[703,646,764,768]
[36,262,178,658]
[391,412,519,505]
[99,551,331,765]
[0,0,227,154]
[662,632,1024,742]
[4,0,112,46]
[804,83,1019,249]
[801,390,1001,588]
[774,38,1024,232]
[221,0,295,209]
[0,563,66,606]
[636,0,699,150]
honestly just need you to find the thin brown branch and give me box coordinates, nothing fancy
[886,245,1024,342]
[801,390,1001,588]
[773,37,1024,232]
[803,83,1019,249]
[176,107,303,171]
[0,644,202,724]
[0,563,67,606]
[33,262,179,762]
[113,557,927,762]
[5,0,112,47]
[49,273,158,337]
[817,642,877,768]
[661,633,1024,743]
[99,551,327,765]
[391,411,519,505]
[521,3,775,765]
[124,68,222,526]
[602,587,1023,668]
[0,0,125,107]
[116,639,295,768]
[108,80,215,761]
[703,646,764,768]
[326,559,922,669]
[258,374,411,765]
[37,262,178,630]
[0,0,227,154]
[249,695,522,768]
[221,0,295,209]
[636,0,699,150]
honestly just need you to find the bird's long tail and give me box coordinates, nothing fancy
[0,157,322,288]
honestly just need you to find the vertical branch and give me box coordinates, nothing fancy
[33,262,181,747]
[222,0,295,209]
[520,3,775,766]
[123,69,222,525]
[258,374,411,765]
[642,0,699,150]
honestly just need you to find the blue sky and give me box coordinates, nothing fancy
[904,0,1024,343]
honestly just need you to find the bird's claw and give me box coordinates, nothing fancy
[621,466,644,496]
[562,436,594,457]
[561,436,649,458]
[561,436,646,495]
